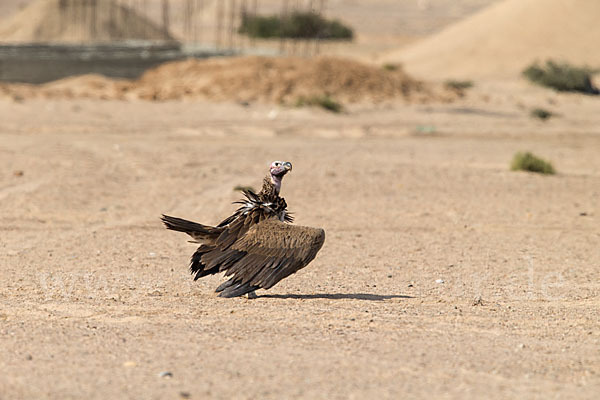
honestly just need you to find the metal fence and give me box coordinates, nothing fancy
[39,0,330,55]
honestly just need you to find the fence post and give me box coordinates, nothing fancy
[195,0,204,44]
[228,0,237,50]
[239,0,248,51]
[162,0,170,40]
[280,0,289,54]
[315,0,326,55]
[216,1,224,49]
[90,0,97,40]
[251,0,258,48]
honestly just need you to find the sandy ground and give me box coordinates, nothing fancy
[1,83,600,399]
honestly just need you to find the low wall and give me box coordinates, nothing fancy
[0,42,236,84]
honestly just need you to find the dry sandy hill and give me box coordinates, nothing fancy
[1,56,456,103]
[134,56,435,103]
[0,0,28,20]
[383,0,600,80]
[0,0,174,43]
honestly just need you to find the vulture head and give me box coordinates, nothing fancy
[269,160,292,193]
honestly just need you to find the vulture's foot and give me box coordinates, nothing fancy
[246,291,258,299]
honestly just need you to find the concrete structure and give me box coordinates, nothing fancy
[0,41,236,83]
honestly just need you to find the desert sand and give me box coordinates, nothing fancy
[1,0,600,399]
[384,0,600,80]
[1,79,599,399]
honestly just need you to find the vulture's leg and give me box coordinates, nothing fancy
[246,290,258,299]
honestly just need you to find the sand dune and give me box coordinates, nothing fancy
[0,0,173,42]
[383,0,600,80]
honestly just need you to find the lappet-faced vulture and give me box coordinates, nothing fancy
[161,161,325,298]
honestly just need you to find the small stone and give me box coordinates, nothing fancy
[179,392,191,399]
[159,371,173,379]
[123,361,137,368]
[435,279,445,284]
[407,284,414,288]
[148,252,157,258]
[26,355,33,360]
[13,170,24,177]
[518,343,526,349]
[472,296,484,306]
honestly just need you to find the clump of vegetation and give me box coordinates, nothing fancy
[296,95,343,113]
[233,185,256,192]
[382,63,399,71]
[530,108,555,121]
[239,11,353,40]
[510,152,556,175]
[523,60,598,94]
[444,80,474,90]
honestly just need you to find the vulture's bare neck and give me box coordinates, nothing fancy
[260,175,281,201]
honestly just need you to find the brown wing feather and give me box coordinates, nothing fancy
[222,218,325,290]
[187,206,277,281]
[165,190,322,296]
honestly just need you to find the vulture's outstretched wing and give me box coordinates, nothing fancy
[207,218,325,298]
[162,161,324,298]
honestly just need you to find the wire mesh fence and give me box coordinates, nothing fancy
[38,0,332,55]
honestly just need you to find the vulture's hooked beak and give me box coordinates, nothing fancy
[271,161,292,177]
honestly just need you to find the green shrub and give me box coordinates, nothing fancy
[239,12,353,40]
[523,60,598,94]
[296,95,343,113]
[233,185,256,192]
[511,152,555,175]
[238,15,281,38]
[530,108,554,120]
[444,80,473,90]
[382,63,399,71]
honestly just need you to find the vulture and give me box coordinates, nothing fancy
[161,161,325,298]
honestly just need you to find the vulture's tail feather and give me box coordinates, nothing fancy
[161,215,216,237]
[217,281,260,298]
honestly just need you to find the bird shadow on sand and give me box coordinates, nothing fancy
[258,293,413,301]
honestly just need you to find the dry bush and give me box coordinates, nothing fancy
[511,152,555,175]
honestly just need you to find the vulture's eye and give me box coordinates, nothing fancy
[274,162,280,166]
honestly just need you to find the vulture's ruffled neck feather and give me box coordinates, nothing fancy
[260,175,281,200]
